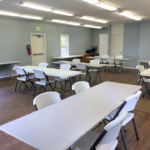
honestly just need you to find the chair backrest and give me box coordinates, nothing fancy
[136,65,145,74]
[76,63,87,70]
[123,90,142,112]
[72,81,90,94]
[90,60,100,64]
[60,64,71,70]
[33,92,61,110]
[90,110,128,149]
[95,56,102,62]
[102,55,109,58]
[72,59,81,63]
[116,55,123,59]
[33,69,46,79]
[14,66,26,75]
[106,57,115,64]
[39,62,49,68]
[59,61,67,65]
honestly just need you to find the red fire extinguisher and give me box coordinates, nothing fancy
[27,45,31,55]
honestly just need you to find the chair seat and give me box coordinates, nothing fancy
[17,75,35,81]
[88,69,98,72]
[139,78,150,83]
[105,108,119,120]
[71,130,117,150]
[107,64,115,67]
[122,112,134,126]
[35,79,54,86]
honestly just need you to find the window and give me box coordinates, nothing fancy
[60,34,69,57]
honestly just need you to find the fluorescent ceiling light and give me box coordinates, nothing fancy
[80,16,96,21]
[118,11,142,20]
[96,2,117,11]
[82,0,99,4]
[51,19,80,26]
[0,11,20,17]
[21,15,43,20]
[53,10,74,16]
[132,16,141,21]
[68,22,80,26]
[96,19,108,23]
[51,19,68,24]
[20,2,52,12]
[80,16,107,23]
[84,24,102,29]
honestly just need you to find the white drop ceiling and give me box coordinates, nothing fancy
[0,0,150,28]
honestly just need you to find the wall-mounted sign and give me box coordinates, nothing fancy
[35,27,41,32]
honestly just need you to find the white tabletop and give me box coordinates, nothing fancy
[0,82,141,150]
[21,66,81,78]
[53,55,84,59]
[0,61,21,65]
[52,61,107,68]
[86,57,130,61]
[140,69,150,76]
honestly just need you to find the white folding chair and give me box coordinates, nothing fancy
[14,66,35,94]
[39,62,49,68]
[33,69,54,96]
[54,64,71,96]
[106,57,116,73]
[89,60,101,83]
[136,65,150,96]
[76,63,90,82]
[104,90,142,150]
[115,56,124,73]
[71,110,128,150]
[71,59,81,70]
[33,92,61,110]
[72,81,90,94]
[101,55,109,64]
[95,56,102,63]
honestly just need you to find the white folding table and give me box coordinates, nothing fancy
[53,55,84,60]
[15,66,81,97]
[52,61,107,68]
[52,61,107,83]
[0,82,141,150]
[87,57,130,73]
[0,61,21,78]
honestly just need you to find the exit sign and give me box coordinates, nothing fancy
[35,27,41,32]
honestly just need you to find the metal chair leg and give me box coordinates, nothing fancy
[103,119,106,125]
[120,128,128,150]
[60,81,63,89]
[15,80,18,91]
[54,81,57,90]
[33,84,36,96]
[132,118,139,140]
[23,82,26,94]
[116,146,119,150]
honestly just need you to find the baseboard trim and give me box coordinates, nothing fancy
[123,67,136,69]
[0,74,17,79]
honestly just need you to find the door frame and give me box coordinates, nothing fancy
[30,33,47,66]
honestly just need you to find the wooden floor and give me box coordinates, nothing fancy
[0,69,150,150]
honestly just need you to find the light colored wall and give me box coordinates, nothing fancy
[123,23,140,68]
[0,16,93,77]
[139,21,150,61]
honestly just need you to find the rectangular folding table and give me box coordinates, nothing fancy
[17,66,81,97]
[0,82,141,150]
